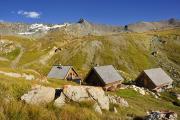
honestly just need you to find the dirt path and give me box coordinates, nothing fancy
[0,57,9,62]
[11,44,25,68]
[0,70,35,80]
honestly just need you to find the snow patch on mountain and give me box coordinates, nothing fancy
[18,23,70,35]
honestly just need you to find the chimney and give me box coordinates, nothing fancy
[57,64,62,69]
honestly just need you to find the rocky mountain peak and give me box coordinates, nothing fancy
[168,18,179,25]
[77,18,89,24]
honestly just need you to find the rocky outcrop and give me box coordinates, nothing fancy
[21,85,55,104]
[0,40,16,54]
[145,111,178,120]
[108,95,129,107]
[65,19,123,36]
[129,85,146,95]
[121,85,159,98]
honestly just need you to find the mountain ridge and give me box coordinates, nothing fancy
[0,18,180,37]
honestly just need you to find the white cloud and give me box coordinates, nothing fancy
[17,10,41,19]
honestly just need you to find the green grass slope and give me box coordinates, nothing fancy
[1,29,180,81]
[0,75,179,120]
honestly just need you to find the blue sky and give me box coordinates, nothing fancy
[0,0,180,25]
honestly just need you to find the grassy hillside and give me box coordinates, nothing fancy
[1,29,180,80]
[0,29,180,79]
[0,74,179,120]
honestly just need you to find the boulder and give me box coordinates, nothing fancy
[54,93,66,107]
[21,85,55,104]
[87,87,109,110]
[62,85,109,110]
[63,85,91,102]
[93,103,102,114]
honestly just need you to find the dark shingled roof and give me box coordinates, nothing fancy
[93,65,124,84]
[47,65,72,79]
[144,68,173,86]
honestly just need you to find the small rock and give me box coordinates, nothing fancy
[113,107,118,113]
[176,94,180,100]
[22,73,35,80]
[139,88,146,95]
[93,103,102,114]
[108,95,129,107]
[150,92,159,99]
[54,93,66,107]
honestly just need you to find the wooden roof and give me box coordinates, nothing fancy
[93,65,124,84]
[47,65,73,79]
[144,68,173,86]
